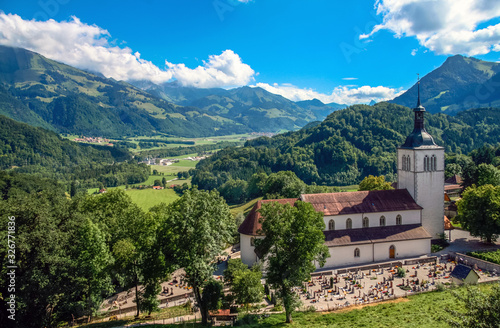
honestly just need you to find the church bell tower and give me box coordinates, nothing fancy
[397,80,444,239]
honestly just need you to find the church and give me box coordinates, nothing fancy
[238,85,445,268]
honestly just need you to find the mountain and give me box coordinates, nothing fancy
[132,81,337,132]
[391,55,500,114]
[296,98,346,118]
[192,102,500,188]
[0,45,250,137]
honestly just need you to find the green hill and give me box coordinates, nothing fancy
[192,102,500,188]
[0,45,250,137]
[391,55,500,114]
[0,114,150,189]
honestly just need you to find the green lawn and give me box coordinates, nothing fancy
[338,184,359,192]
[125,188,180,211]
[230,197,262,217]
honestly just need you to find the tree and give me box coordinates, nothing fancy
[153,179,162,186]
[476,164,500,187]
[201,279,223,315]
[447,284,500,328]
[231,263,263,312]
[162,177,167,187]
[219,179,248,204]
[261,171,306,199]
[358,175,393,191]
[457,184,500,243]
[445,163,462,179]
[255,201,329,323]
[74,217,113,322]
[153,189,235,325]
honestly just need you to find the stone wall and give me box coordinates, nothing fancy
[455,252,500,273]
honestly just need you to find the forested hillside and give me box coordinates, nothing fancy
[0,115,149,189]
[193,103,500,189]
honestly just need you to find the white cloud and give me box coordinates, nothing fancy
[253,82,403,105]
[362,0,500,56]
[166,50,255,88]
[0,13,255,87]
[411,48,418,56]
[342,77,359,80]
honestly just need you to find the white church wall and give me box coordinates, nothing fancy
[323,210,421,232]
[373,239,430,262]
[323,244,373,268]
[240,234,258,266]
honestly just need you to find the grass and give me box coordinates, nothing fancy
[124,188,180,211]
[230,197,262,217]
[338,184,359,192]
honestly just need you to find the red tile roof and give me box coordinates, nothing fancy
[238,198,298,236]
[444,184,461,191]
[323,224,431,247]
[300,189,422,216]
[444,216,454,230]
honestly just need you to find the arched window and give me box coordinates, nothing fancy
[424,155,429,171]
[328,219,335,231]
[408,156,411,171]
[389,245,396,259]
[346,218,352,230]
[396,214,402,225]
[250,237,255,246]
[354,248,360,258]
[431,155,436,171]
[402,155,407,171]
[380,216,386,226]
[362,217,369,228]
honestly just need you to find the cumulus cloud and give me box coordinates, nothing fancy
[0,13,255,87]
[254,82,403,105]
[166,50,255,88]
[361,0,500,56]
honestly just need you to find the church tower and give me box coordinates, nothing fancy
[397,80,444,239]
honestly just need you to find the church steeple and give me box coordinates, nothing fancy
[400,78,438,148]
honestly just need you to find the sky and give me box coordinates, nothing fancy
[0,0,499,105]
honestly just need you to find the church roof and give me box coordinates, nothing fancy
[300,189,422,216]
[238,198,298,236]
[323,224,432,247]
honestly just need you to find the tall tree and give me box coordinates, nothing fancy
[255,201,329,323]
[457,184,500,243]
[73,217,114,322]
[153,189,235,325]
[231,263,263,312]
[358,175,394,191]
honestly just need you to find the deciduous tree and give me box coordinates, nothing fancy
[153,189,235,325]
[457,184,500,243]
[255,201,329,323]
[358,175,393,191]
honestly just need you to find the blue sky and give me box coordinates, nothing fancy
[1,0,500,104]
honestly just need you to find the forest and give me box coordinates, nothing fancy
[192,103,500,193]
[0,115,150,190]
